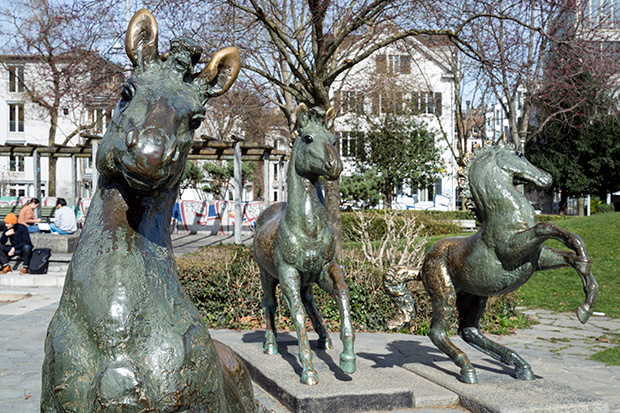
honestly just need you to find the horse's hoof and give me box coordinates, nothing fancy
[340,353,356,374]
[459,367,478,384]
[263,343,278,355]
[515,364,535,381]
[317,337,333,350]
[301,369,319,385]
[577,304,592,324]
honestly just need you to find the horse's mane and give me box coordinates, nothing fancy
[458,139,515,221]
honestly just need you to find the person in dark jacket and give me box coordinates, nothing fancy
[0,213,33,275]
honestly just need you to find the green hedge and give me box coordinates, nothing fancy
[177,244,531,335]
[341,210,476,242]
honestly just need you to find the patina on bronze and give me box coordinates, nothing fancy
[41,9,257,411]
[253,104,356,385]
[385,139,599,384]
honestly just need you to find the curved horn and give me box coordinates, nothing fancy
[196,47,241,98]
[295,103,310,131]
[324,106,335,130]
[125,9,159,68]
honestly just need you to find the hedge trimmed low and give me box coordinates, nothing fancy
[177,244,532,335]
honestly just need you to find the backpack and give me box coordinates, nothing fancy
[29,248,52,274]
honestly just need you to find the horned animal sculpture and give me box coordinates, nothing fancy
[253,104,356,385]
[42,9,258,411]
[385,140,598,384]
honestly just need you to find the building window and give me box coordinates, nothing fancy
[342,91,363,114]
[495,109,500,126]
[8,66,25,93]
[9,155,25,172]
[411,92,442,116]
[372,92,404,114]
[376,54,411,74]
[8,184,26,197]
[89,108,106,134]
[340,131,364,158]
[9,103,25,132]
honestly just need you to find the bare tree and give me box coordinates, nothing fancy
[0,0,119,195]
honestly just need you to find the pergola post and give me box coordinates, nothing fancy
[33,149,41,213]
[278,157,284,203]
[91,139,99,193]
[263,150,270,206]
[233,140,243,245]
[71,155,78,209]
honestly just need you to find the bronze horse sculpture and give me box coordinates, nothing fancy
[253,104,356,385]
[385,140,598,384]
[42,9,258,411]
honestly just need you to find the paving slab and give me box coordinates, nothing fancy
[211,330,459,412]
[384,334,607,412]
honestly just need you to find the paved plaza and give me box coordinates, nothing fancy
[1,234,619,412]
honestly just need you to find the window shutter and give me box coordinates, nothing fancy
[434,93,442,116]
[411,92,419,115]
[375,55,387,73]
[400,55,411,74]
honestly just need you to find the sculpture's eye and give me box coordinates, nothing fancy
[303,135,314,144]
[120,82,134,102]
[189,114,204,131]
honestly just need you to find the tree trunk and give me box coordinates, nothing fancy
[48,157,58,197]
[558,191,568,216]
[48,109,59,196]
[577,197,585,216]
[384,182,393,210]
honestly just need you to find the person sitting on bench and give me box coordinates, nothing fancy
[49,198,77,235]
[0,213,33,275]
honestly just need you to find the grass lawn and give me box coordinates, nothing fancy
[422,213,620,318]
[516,212,620,319]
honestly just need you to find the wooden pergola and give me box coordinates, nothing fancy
[0,138,289,244]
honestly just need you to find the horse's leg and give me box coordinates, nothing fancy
[422,260,477,384]
[507,222,597,322]
[318,261,356,374]
[300,284,333,350]
[260,270,279,355]
[538,246,599,323]
[457,292,534,381]
[279,265,318,385]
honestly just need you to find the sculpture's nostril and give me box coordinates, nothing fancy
[126,131,137,148]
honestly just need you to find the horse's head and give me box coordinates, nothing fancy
[460,140,552,217]
[96,9,240,192]
[292,104,342,181]
[493,142,552,189]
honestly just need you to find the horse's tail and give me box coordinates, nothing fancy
[383,265,420,331]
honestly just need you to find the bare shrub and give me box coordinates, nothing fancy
[352,209,426,269]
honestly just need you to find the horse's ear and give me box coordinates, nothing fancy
[296,103,310,130]
[324,107,335,130]
[196,47,241,100]
[126,9,160,68]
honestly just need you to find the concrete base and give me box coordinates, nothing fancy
[211,330,609,413]
[30,232,80,254]
[211,330,460,412]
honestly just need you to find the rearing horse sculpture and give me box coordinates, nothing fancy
[253,104,356,385]
[385,140,598,384]
[42,9,258,411]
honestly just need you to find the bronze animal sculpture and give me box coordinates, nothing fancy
[253,104,356,385]
[385,140,598,384]
[41,9,258,411]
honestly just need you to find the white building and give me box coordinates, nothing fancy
[331,33,457,210]
[0,54,119,203]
